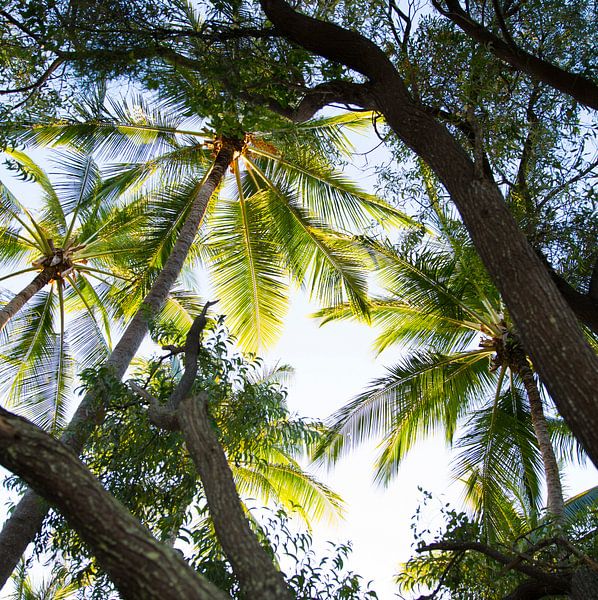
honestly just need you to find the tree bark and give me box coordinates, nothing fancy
[0,267,57,332]
[146,311,293,600]
[0,144,236,588]
[0,408,230,600]
[258,0,598,469]
[517,361,565,519]
[571,567,598,600]
[177,395,293,600]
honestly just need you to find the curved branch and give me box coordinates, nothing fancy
[419,541,569,591]
[431,0,598,110]
[0,58,65,96]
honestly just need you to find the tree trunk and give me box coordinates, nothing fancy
[258,0,598,468]
[571,567,598,600]
[0,143,236,588]
[0,267,56,332]
[0,408,230,600]
[177,394,293,600]
[517,361,565,519]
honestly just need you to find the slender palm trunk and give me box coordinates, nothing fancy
[518,361,565,520]
[0,267,57,332]
[0,143,236,588]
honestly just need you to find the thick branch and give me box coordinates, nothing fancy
[420,541,569,591]
[0,408,228,600]
[177,394,293,600]
[167,300,218,409]
[141,312,293,600]
[432,0,598,110]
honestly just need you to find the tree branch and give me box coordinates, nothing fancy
[0,408,228,600]
[419,541,569,591]
[0,58,65,95]
[431,0,598,110]
[130,307,293,600]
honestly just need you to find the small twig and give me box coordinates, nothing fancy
[168,301,218,410]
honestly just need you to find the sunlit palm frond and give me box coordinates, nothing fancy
[205,192,289,351]
[47,150,101,226]
[0,289,74,432]
[548,416,588,465]
[20,95,203,163]
[99,143,212,206]
[454,384,544,538]
[245,152,415,232]
[233,460,343,526]
[316,350,494,473]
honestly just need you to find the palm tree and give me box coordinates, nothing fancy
[0,93,413,583]
[22,95,415,351]
[0,149,141,431]
[315,234,571,537]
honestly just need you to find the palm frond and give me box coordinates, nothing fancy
[316,350,495,476]
[205,191,289,351]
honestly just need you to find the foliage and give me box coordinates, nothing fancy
[37,322,343,593]
[0,150,140,431]
[397,488,598,599]
[20,94,416,351]
[315,225,583,538]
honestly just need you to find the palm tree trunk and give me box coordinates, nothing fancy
[0,143,236,588]
[0,267,57,332]
[518,360,565,520]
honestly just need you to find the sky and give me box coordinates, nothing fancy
[0,127,597,600]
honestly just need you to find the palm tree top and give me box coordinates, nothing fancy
[19,95,420,351]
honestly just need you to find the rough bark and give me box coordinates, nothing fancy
[0,408,229,600]
[258,0,598,470]
[0,144,236,588]
[432,0,598,111]
[517,361,565,519]
[0,267,56,332]
[571,567,598,600]
[177,395,293,600]
[146,311,293,600]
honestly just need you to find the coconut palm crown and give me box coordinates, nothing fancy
[314,225,582,539]
[0,149,139,431]
[19,92,419,352]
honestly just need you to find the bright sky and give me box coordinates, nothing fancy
[262,291,598,598]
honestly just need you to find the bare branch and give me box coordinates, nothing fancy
[0,58,65,96]
[167,300,218,410]
[419,540,569,590]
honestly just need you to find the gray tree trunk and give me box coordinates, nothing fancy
[0,267,56,332]
[518,362,565,519]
